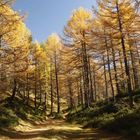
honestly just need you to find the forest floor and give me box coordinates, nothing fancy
[0,119,125,140]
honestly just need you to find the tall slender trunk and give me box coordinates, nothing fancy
[110,36,120,95]
[27,89,30,105]
[103,55,109,102]
[0,36,2,80]
[119,50,126,92]
[81,31,90,108]
[80,72,84,109]
[134,39,140,86]
[38,69,42,106]
[44,92,47,111]
[10,50,17,102]
[39,83,42,106]
[77,81,81,106]
[134,39,140,65]
[10,78,17,102]
[26,73,30,105]
[50,62,53,115]
[116,2,133,106]
[93,68,97,101]
[34,61,37,110]
[88,56,94,104]
[54,54,60,113]
[68,79,73,108]
[128,35,139,90]
[104,32,115,101]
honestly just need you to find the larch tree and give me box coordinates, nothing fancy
[0,1,31,101]
[45,33,62,114]
[64,7,94,108]
[93,0,140,106]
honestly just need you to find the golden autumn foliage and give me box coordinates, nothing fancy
[0,0,139,113]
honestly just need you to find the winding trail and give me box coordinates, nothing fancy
[0,119,125,140]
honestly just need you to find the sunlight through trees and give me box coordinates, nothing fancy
[0,0,140,116]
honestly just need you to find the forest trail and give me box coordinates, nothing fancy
[0,119,125,140]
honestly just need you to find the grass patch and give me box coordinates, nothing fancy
[0,97,47,128]
[48,112,64,120]
[66,91,140,139]
[0,106,18,127]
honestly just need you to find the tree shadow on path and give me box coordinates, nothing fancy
[0,119,125,140]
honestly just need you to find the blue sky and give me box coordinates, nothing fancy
[13,0,96,42]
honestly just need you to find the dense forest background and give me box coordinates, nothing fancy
[0,0,140,139]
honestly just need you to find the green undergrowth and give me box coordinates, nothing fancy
[48,112,64,120]
[66,91,140,139]
[0,97,46,128]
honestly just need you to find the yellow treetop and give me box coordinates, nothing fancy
[68,7,92,31]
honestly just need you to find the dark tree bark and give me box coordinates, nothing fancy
[103,55,109,102]
[110,36,120,95]
[10,78,17,102]
[128,35,139,90]
[34,60,37,110]
[80,72,84,109]
[116,1,134,106]
[50,62,54,115]
[54,54,60,113]
[67,79,73,108]
[88,56,94,104]
[81,31,90,108]
[104,31,115,102]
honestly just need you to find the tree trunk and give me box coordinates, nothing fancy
[88,56,94,104]
[77,81,81,106]
[93,68,97,101]
[110,37,120,95]
[80,72,84,109]
[128,35,139,90]
[54,54,60,113]
[116,2,133,106]
[68,79,73,108]
[10,79,17,102]
[44,92,47,111]
[34,62,37,110]
[103,55,109,102]
[26,74,30,105]
[81,31,90,108]
[50,62,54,115]
[104,31,115,102]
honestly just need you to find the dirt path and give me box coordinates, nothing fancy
[0,119,125,140]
